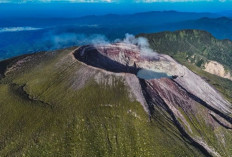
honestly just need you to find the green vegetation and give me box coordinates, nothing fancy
[178,104,232,157]
[139,30,232,70]
[0,48,203,156]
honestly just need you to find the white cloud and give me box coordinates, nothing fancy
[0,27,41,33]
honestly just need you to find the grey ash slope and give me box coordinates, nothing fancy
[139,30,232,103]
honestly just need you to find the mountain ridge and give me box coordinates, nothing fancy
[139,29,232,70]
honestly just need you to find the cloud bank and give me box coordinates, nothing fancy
[0,27,41,33]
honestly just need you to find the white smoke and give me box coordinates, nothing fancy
[44,33,109,49]
[119,33,159,59]
[43,32,157,59]
[52,33,109,46]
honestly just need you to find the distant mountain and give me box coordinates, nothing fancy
[163,17,232,39]
[218,10,232,18]
[0,11,219,27]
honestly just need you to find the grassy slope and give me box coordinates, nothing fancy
[139,30,232,103]
[0,48,203,156]
[139,30,232,70]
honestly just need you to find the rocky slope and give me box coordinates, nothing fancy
[0,42,232,156]
[204,60,232,81]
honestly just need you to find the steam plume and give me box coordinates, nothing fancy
[120,33,159,59]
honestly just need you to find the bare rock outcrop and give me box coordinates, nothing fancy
[204,60,232,80]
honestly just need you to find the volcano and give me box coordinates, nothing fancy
[0,42,232,157]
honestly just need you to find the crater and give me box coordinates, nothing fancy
[74,44,173,80]
[74,45,139,74]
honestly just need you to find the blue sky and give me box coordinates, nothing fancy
[0,0,232,18]
[0,0,231,3]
